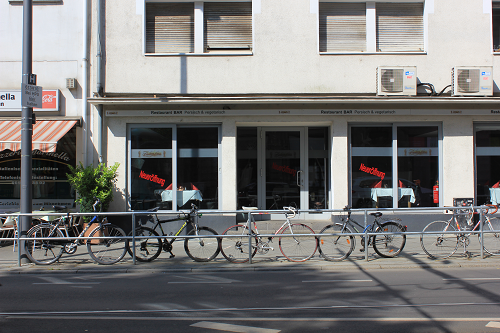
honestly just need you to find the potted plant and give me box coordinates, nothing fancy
[67,162,120,220]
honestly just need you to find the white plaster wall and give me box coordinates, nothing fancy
[331,118,349,210]
[0,1,85,117]
[221,119,237,211]
[103,0,496,94]
[442,117,475,205]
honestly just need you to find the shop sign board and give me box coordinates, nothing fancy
[0,89,59,112]
[106,109,500,117]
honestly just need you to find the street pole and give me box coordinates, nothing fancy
[20,0,33,263]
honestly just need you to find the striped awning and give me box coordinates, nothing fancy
[0,120,77,153]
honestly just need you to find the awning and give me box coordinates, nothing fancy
[0,120,77,153]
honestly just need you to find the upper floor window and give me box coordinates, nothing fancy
[319,1,424,53]
[145,1,252,54]
[493,2,500,52]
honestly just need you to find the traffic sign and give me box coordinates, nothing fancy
[21,83,42,108]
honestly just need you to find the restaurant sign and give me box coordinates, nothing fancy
[0,89,59,112]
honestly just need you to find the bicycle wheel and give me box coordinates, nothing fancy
[25,223,64,265]
[184,226,221,262]
[220,225,257,263]
[279,223,318,262]
[126,227,162,262]
[482,217,500,256]
[420,221,458,259]
[317,223,355,261]
[87,223,127,265]
[373,221,406,258]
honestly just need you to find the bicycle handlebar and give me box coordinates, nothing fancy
[92,198,101,213]
[283,206,297,218]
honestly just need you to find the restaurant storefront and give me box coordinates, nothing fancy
[96,104,500,221]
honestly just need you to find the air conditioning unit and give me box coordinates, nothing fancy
[377,66,417,96]
[452,67,493,96]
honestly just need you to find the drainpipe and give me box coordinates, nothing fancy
[82,0,89,166]
[96,0,104,163]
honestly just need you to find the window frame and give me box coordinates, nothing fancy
[474,122,500,205]
[349,122,442,208]
[317,0,428,55]
[127,123,222,212]
[143,0,254,56]
[492,1,500,53]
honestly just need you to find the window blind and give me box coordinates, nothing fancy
[376,3,424,52]
[146,3,194,53]
[319,2,366,52]
[204,2,252,50]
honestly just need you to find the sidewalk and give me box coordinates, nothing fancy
[1,235,499,274]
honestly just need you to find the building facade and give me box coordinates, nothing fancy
[0,0,90,211]
[89,0,500,221]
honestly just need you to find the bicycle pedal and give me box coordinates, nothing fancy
[359,248,365,252]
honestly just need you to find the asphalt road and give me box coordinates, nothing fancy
[1,267,500,333]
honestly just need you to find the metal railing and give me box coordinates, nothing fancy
[1,205,499,266]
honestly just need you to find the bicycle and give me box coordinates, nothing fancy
[317,206,407,261]
[25,198,127,265]
[125,204,220,262]
[220,206,318,263]
[420,204,500,259]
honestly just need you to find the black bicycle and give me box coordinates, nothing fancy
[125,204,220,262]
[317,205,407,261]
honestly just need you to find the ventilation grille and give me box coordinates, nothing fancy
[456,69,480,93]
[380,68,404,92]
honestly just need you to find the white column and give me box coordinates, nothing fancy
[366,2,376,53]
[194,2,204,53]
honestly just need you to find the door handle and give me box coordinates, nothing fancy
[297,170,303,187]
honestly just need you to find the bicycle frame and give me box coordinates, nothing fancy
[339,210,384,239]
[241,208,301,257]
[146,209,200,240]
[46,214,103,248]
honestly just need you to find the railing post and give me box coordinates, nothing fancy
[364,209,369,261]
[132,212,136,265]
[17,213,21,267]
[248,211,253,265]
[480,206,484,259]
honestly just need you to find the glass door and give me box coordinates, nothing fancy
[261,128,306,210]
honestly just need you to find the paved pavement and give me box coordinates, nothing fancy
[0,232,499,274]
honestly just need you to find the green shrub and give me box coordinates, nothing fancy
[67,162,120,215]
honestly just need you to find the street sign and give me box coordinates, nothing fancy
[21,83,42,108]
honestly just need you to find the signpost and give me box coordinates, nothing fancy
[21,82,42,109]
[20,0,34,264]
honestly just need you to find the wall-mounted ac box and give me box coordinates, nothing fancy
[452,67,493,96]
[377,66,417,96]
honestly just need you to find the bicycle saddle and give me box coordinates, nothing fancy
[369,212,383,218]
[147,207,160,212]
[52,205,67,212]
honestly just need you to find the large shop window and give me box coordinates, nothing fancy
[129,125,220,211]
[145,1,252,54]
[319,1,424,53]
[0,121,77,210]
[351,125,438,208]
[475,123,500,205]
